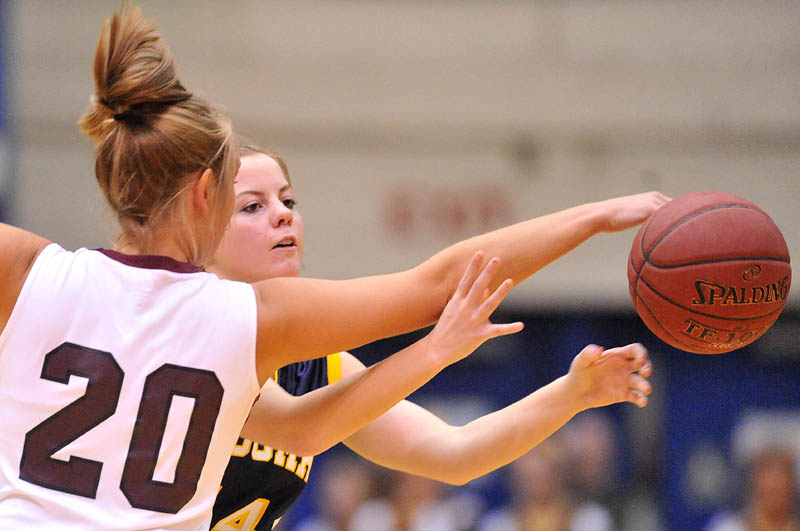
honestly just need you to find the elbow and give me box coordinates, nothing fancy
[240,425,328,457]
[274,425,338,456]
[441,472,475,486]
[413,465,476,486]
[412,261,452,321]
[288,424,342,457]
[266,435,331,458]
[284,440,329,458]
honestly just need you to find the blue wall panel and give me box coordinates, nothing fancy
[0,0,9,223]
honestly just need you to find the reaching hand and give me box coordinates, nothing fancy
[566,343,653,410]
[425,252,524,367]
[597,191,671,233]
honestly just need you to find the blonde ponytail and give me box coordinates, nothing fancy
[79,1,238,266]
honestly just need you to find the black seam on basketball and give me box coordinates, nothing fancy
[637,273,785,322]
[636,213,657,276]
[630,253,641,300]
[635,293,699,351]
[642,204,762,265]
[644,256,790,269]
[632,211,658,304]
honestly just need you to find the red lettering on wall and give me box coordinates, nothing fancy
[382,183,514,239]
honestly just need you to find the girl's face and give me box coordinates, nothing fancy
[211,154,304,282]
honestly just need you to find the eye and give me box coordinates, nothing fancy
[282,198,297,209]
[241,202,262,213]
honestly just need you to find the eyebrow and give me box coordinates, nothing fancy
[235,185,292,199]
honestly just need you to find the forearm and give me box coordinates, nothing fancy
[350,344,652,485]
[421,202,607,297]
[434,376,582,484]
[353,376,583,485]
[242,337,449,456]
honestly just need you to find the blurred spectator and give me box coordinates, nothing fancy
[293,454,377,531]
[705,447,799,531]
[561,412,620,513]
[292,454,468,531]
[477,433,613,531]
[349,470,462,531]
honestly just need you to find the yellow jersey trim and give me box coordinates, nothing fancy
[327,352,342,384]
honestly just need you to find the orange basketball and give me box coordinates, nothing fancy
[628,191,791,354]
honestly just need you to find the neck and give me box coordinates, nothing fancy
[114,227,200,265]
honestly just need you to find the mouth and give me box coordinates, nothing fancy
[272,237,296,250]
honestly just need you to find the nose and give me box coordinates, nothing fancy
[271,199,293,228]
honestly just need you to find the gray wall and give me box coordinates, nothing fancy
[7,0,800,308]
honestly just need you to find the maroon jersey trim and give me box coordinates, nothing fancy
[96,249,203,274]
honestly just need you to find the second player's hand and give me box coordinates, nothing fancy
[425,252,524,367]
[566,342,653,410]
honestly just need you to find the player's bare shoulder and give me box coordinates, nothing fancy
[0,223,51,329]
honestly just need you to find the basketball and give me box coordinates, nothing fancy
[628,191,791,354]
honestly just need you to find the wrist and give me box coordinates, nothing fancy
[581,200,614,234]
[416,335,454,373]
[560,201,611,238]
[553,374,587,416]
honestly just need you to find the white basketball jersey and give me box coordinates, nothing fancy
[0,244,260,530]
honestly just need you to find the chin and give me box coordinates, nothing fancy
[266,263,301,279]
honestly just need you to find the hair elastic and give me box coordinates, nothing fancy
[113,109,134,121]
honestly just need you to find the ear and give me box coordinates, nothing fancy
[191,168,216,218]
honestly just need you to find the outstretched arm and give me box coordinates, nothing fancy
[341,343,652,485]
[242,253,523,454]
[254,192,669,381]
[0,224,50,332]
[416,191,669,298]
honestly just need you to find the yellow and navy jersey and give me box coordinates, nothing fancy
[210,353,342,531]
